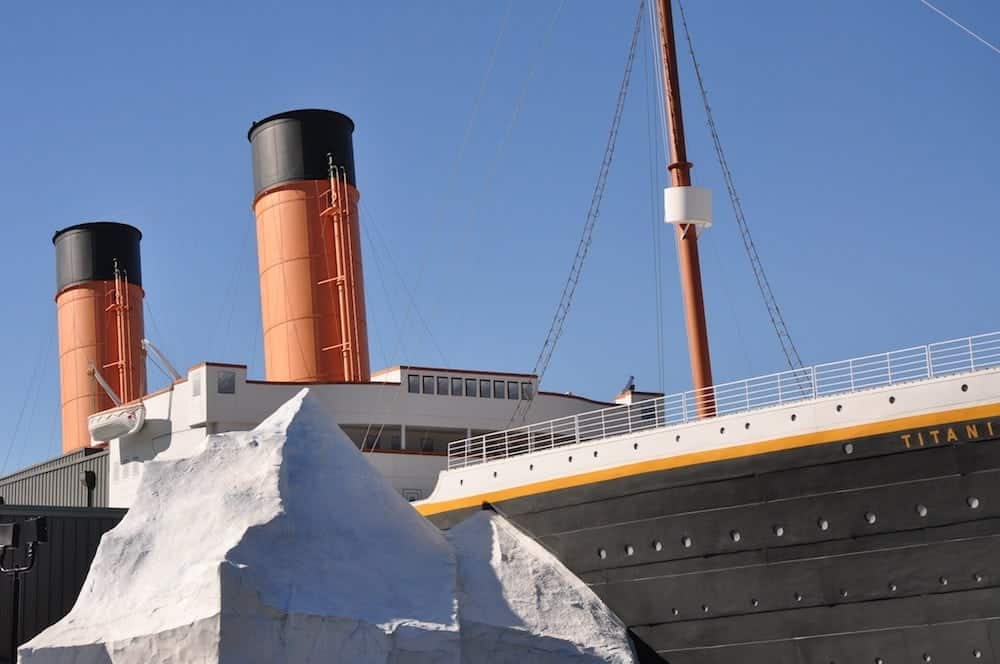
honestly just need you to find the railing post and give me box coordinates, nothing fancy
[744,381,750,410]
[887,352,893,384]
[850,360,856,392]
[777,373,783,404]
[504,431,509,459]
[464,440,468,468]
[482,436,486,463]
[810,367,818,399]
[925,345,933,379]
[573,415,580,445]
[970,337,976,370]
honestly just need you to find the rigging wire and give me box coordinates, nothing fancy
[676,0,805,372]
[1,326,53,475]
[510,0,646,425]
[701,233,755,378]
[45,396,60,455]
[919,0,1000,55]
[13,346,55,472]
[642,6,666,393]
[646,0,671,184]
[362,0,566,451]
[360,203,419,372]
[360,200,447,366]
[384,0,516,350]
[354,2,524,452]
[209,214,256,361]
[143,300,168,355]
[357,224,396,376]
[143,298,182,386]
[147,352,174,382]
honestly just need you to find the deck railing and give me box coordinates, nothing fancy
[446,331,1000,469]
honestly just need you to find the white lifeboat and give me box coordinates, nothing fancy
[88,403,146,445]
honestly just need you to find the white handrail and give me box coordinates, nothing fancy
[447,330,1000,469]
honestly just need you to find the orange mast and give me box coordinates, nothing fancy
[656,0,715,417]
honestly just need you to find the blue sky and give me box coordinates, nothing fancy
[0,1,997,471]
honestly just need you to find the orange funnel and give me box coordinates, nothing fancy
[248,109,370,383]
[53,222,146,453]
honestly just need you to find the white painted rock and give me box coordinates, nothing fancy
[20,388,635,663]
[449,512,636,663]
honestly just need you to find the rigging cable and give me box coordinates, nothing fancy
[354,2,521,452]
[1,326,53,475]
[12,344,56,472]
[144,299,181,385]
[676,0,805,372]
[510,0,646,425]
[642,4,666,393]
[919,0,1000,55]
[361,200,447,366]
[208,213,256,360]
[383,0,515,352]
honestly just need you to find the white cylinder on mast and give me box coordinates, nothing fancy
[664,185,712,228]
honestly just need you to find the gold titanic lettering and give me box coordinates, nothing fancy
[899,419,997,449]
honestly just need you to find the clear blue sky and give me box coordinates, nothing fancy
[0,1,997,471]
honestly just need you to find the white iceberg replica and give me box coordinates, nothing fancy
[20,389,635,663]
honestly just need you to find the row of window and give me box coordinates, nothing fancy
[407,374,534,401]
[340,424,489,454]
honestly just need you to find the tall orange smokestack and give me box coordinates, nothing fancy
[53,222,146,453]
[248,109,370,383]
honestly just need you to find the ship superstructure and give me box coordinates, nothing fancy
[104,360,615,508]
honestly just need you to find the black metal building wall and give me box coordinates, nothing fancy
[0,450,109,508]
[0,506,125,659]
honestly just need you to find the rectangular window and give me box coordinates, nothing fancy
[521,382,533,400]
[479,379,491,398]
[507,381,520,400]
[437,376,450,395]
[217,370,236,395]
[465,378,477,397]
[407,375,420,393]
[451,377,463,396]
[493,380,505,399]
[340,425,402,451]
[407,426,467,454]
[422,375,435,394]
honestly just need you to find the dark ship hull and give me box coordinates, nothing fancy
[427,404,1000,663]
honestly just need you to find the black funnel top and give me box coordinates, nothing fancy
[248,109,357,196]
[53,222,142,293]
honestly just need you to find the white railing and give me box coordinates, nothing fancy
[446,331,1000,469]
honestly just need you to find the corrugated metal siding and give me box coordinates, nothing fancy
[0,450,109,508]
[0,506,125,658]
